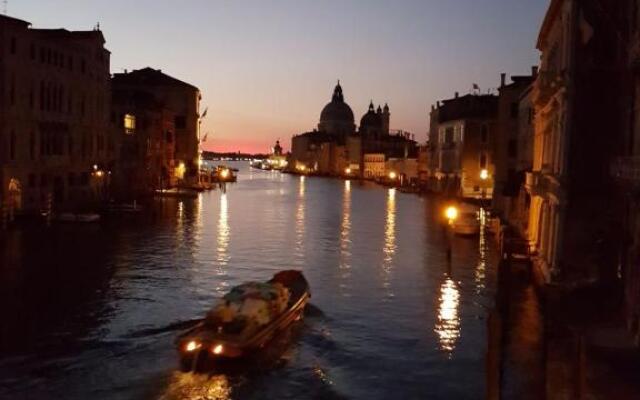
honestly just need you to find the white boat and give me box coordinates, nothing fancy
[451,205,480,236]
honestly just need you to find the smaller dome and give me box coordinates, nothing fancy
[360,104,382,129]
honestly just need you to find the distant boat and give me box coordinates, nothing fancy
[155,188,199,199]
[450,204,481,236]
[105,202,142,213]
[56,213,101,223]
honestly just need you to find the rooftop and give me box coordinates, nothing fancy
[112,67,199,91]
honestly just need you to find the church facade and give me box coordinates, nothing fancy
[290,82,416,178]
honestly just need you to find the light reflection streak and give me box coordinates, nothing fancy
[339,180,352,295]
[176,200,185,245]
[295,176,306,261]
[435,277,461,353]
[382,188,396,296]
[216,193,230,294]
[476,208,487,292]
[159,372,231,400]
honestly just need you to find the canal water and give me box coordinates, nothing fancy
[0,162,498,400]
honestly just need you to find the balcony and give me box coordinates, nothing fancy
[533,70,565,107]
[611,156,640,184]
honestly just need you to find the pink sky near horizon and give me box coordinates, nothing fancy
[12,1,547,155]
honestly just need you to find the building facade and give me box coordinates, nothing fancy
[529,0,628,283]
[492,71,537,223]
[0,15,112,214]
[110,89,176,199]
[110,68,201,186]
[428,93,498,199]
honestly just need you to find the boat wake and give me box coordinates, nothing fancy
[122,319,203,339]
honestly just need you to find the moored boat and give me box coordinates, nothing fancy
[451,206,481,236]
[175,270,310,370]
[56,212,101,223]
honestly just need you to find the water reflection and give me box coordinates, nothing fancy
[295,176,306,261]
[476,208,488,293]
[159,372,231,400]
[216,193,230,295]
[435,277,461,353]
[382,188,396,297]
[339,180,352,295]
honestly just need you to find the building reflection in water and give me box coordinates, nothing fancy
[475,208,488,293]
[435,277,461,353]
[339,180,352,295]
[216,193,230,295]
[295,176,306,262]
[382,188,396,296]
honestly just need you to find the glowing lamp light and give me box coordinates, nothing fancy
[389,171,397,180]
[212,344,224,355]
[93,164,98,171]
[345,167,352,175]
[95,170,104,178]
[220,169,230,179]
[185,341,200,352]
[445,206,459,222]
[480,169,489,180]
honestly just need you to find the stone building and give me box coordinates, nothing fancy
[0,15,112,214]
[509,83,536,237]
[615,0,640,345]
[110,89,176,199]
[290,82,416,177]
[427,93,498,199]
[529,0,628,284]
[492,70,537,222]
[110,68,201,186]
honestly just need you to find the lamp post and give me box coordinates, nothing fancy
[444,205,458,262]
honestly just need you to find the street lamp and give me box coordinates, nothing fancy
[389,171,397,180]
[345,167,352,175]
[444,205,458,262]
[445,205,458,224]
[480,169,489,180]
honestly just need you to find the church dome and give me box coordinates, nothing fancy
[319,82,355,135]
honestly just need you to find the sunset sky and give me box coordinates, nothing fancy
[12,0,547,154]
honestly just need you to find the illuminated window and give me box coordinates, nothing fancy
[124,114,136,134]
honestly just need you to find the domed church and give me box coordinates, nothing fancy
[289,81,416,177]
[360,101,390,139]
[318,81,356,137]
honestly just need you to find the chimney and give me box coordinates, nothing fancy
[500,73,506,87]
[455,92,459,98]
[532,66,539,78]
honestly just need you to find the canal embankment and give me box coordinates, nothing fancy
[490,227,640,400]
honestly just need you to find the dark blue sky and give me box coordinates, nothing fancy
[11,0,548,152]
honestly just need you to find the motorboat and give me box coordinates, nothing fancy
[175,270,310,370]
[450,204,481,236]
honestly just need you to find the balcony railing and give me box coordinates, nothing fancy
[534,70,565,106]
[611,156,640,182]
